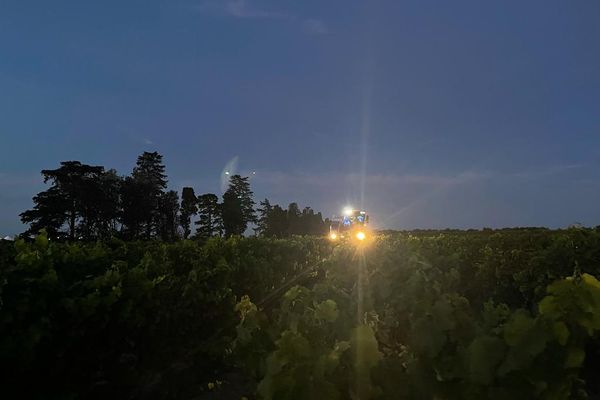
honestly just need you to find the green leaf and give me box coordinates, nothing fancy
[317,340,350,377]
[315,299,339,323]
[498,310,548,375]
[552,322,569,346]
[503,310,535,347]
[235,294,257,320]
[275,330,311,365]
[352,325,382,371]
[34,230,49,250]
[538,296,561,318]
[582,273,600,290]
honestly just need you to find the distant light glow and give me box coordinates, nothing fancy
[329,232,337,240]
[356,231,366,241]
[343,207,353,216]
[220,156,239,192]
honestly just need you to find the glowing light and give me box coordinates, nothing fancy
[220,156,238,192]
[356,231,366,241]
[329,232,338,240]
[343,207,353,216]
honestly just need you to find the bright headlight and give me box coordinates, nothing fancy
[356,231,366,241]
[329,232,338,240]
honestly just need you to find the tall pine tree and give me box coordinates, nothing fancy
[122,151,168,239]
[255,198,272,235]
[221,175,255,237]
[195,193,222,238]
[158,190,180,241]
[179,187,197,239]
[78,168,122,239]
[286,202,302,236]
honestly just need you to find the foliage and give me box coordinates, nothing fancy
[179,187,197,239]
[157,189,180,241]
[127,151,169,239]
[196,193,223,238]
[222,175,256,237]
[19,161,113,240]
[255,200,328,238]
[3,228,600,399]
[232,229,600,400]
[0,233,329,398]
[20,154,331,243]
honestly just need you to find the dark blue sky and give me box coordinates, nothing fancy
[1,0,600,234]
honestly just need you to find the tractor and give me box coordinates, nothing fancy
[329,207,369,242]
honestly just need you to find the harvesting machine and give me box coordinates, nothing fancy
[328,207,370,242]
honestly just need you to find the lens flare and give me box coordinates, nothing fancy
[356,231,366,241]
[329,232,338,240]
[220,156,239,192]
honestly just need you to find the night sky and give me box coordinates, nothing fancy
[1,0,600,235]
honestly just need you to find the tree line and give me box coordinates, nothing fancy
[20,151,329,241]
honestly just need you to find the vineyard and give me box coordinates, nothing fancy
[2,228,600,399]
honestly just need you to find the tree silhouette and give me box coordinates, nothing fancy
[196,193,222,238]
[286,202,302,236]
[120,176,145,239]
[97,169,122,237]
[252,201,327,238]
[20,161,107,240]
[158,190,180,241]
[221,191,242,237]
[122,152,168,239]
[20,186,68,238]
[221,175,255,237]
[79,168,121,239]
[269,205,289,237]
[301,206,327,235]
[179,187,197,239]
[255,198,272,235]
[19,152,331,242]
[313,211,326,235]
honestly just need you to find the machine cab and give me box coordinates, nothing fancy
[329,208,369,241]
